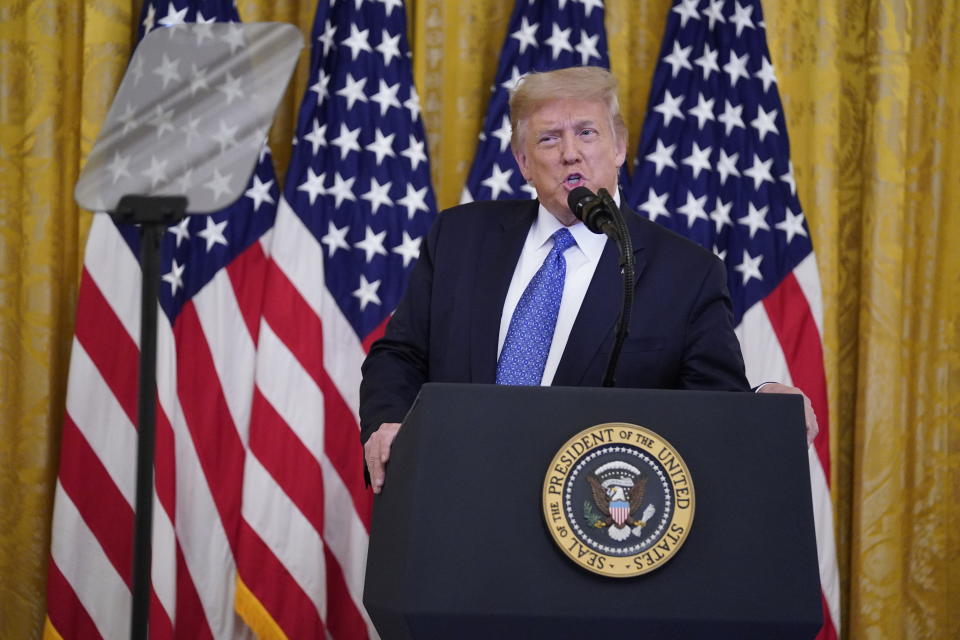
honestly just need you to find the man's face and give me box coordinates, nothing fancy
[513,98,627,226]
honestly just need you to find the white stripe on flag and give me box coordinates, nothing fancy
[168,393,242,639]
[256,321,327,464]
[151,490,178,626]
[273,199,365,417]
[241,452,328,620]
[735,303,794,388]
[50,482,131,640]
[155,312,240,639]
[83,214,142,343]
[809,447,841,628]
[65,341,137,504]
[193,266,258,441]
[793,253,825,337]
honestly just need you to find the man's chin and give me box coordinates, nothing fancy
[543,202,579,227]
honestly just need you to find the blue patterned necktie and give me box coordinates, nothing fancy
[496,228,577,386]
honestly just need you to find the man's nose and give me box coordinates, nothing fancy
[559,135,581,163]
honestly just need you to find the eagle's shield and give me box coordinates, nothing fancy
[610,500,630,527]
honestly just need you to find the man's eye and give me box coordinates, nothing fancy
[579,128,598,137]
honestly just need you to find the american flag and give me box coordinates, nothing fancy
[624,1,839,637]
[461,0,609,204]
[46,1,280,638]
[234,0,435,637]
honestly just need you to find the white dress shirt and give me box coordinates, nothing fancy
[496,195,617,385]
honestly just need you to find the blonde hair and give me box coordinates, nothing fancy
[508,66,628,152]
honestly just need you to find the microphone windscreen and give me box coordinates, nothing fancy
[567,186,596,221]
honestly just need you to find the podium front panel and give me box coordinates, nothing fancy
[364,383,822,639]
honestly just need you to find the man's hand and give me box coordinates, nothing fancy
[364,422,401,494]
[758,383,819,445]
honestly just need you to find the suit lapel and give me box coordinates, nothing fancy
[553,210,648,387]
[468,202,537,383]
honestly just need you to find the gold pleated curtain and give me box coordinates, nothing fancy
[1,0,957,638]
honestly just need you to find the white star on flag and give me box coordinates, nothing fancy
[511,16,539,54]
[544,23,573,59]
[352,274,381,311]
[646,139,678,176]
[377,29,402,65]
[303,119,327,155]
[733,249,763,285]
[197,217,229,252]
[682,142,712,179]
[738,202,771,238]
[392,231,421,267]
[341,23,372,60]
[331,123,362,159]
[336,73,368,110]
[354,226,388,262]
[676,191,709,227]
[161,258,185,294]
[361,178,394,214]
[775,209,808,244]
[397,183,429,219]
[743,153,775,190]
[654,90,685,126]
[244,176,275,212]
[321,220,350,257]
[481,164,514,199]
[639,188,670,223]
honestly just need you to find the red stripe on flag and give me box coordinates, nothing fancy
[74,268,139,424]
[236,521,326,638]
[46,559,103,640]
[174,543,214,640]
[154,403,176,529]
[361,313,391,354]
[260,262,372,528]
[249,389,325,529]
[761,272,831,477]
[58,416,134,587]
[173,302,246,553]
[323,546,370,640]
[149,589,174,640]
[817,590,838,640]
[226,241,269,344]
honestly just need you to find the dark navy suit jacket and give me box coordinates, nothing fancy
[359,199,749,441]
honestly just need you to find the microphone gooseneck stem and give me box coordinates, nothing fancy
[600,189,633,388]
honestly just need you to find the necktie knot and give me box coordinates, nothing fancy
[551,228,576,255]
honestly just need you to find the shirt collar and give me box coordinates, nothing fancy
[531,188,619,262]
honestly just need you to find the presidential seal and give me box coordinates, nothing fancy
[542,422,695,578]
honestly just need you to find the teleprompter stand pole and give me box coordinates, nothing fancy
[111,195,187,640]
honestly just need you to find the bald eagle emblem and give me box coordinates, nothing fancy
[585,461,657,542]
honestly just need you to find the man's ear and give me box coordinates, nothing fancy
[513,148,530,181]
[615,136,627,169]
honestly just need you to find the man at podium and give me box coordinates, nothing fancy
[359,66,812,494]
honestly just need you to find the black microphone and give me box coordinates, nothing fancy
[567,186,618,238]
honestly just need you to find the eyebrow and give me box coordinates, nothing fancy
[534,118,599,138]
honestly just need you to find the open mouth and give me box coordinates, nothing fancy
[564,173,585,189]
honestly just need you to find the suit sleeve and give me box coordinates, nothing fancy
[678,255,750,391]
[358,211,442,443]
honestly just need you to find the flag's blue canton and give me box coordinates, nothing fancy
[120,0,279,322]
[284,0,437,341]
[462,0,609,203]
[625,0,813,324]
